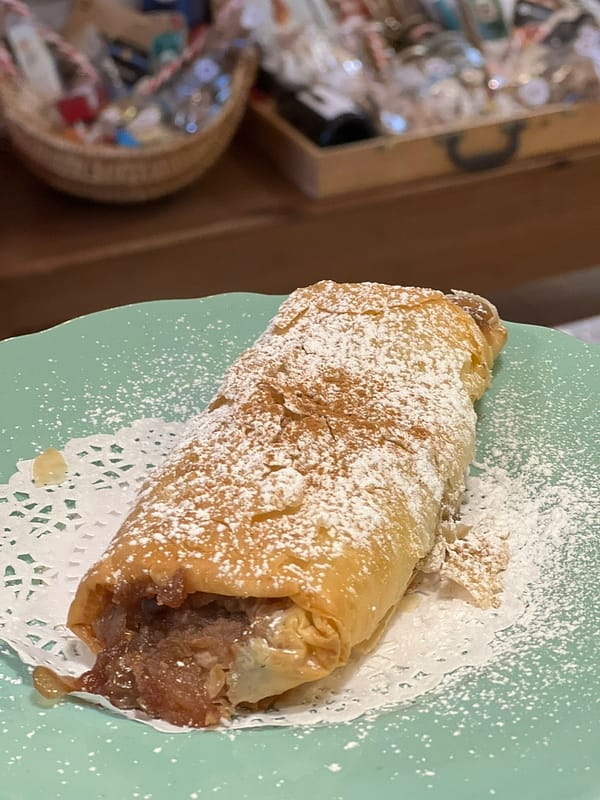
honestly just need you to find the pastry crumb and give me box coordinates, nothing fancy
[32,448,67,487]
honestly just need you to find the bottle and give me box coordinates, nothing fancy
[277,85,377,147]
[5,12,63,101]
[466,0,509,40]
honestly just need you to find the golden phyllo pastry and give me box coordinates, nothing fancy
[48,282,506,726]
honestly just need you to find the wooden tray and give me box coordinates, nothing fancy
[245,96,600,198]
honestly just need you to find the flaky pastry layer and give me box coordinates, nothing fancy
[66,282,506,722]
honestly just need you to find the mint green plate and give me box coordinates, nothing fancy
[1,295,598,800]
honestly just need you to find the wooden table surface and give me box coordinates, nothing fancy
[2,135,600,339]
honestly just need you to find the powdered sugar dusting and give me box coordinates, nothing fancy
[0,419,595,732]
[2,293,596,734]
[1,295,598,798]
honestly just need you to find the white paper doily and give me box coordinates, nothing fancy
[0,417,574,732]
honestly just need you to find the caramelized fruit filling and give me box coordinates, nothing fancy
[73,576,277,727]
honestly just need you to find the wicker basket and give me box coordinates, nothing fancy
[0,47,256,203]
[0,0,257,204]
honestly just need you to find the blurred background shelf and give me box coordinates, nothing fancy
[1,134,599,340]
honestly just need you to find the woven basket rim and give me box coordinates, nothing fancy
[0,47,256,160]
